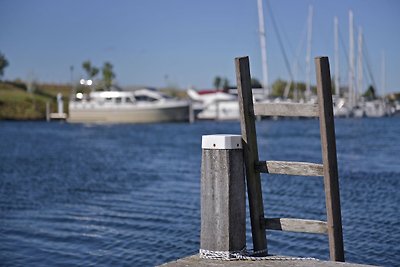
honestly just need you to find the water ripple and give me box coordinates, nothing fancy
[0,119,399,266]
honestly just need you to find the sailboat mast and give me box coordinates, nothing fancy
[305,5,313,101]
[334,16,340,98]
[357,26,363,101]
[381,50,386,98]
[257,0,269,97]
[348,10,355,109]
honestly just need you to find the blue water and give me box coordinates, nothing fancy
[0,118,399,266]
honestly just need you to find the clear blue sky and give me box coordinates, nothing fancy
[1,0,399,93]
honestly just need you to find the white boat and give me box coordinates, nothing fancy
[352,105,365,118]
[68,88,190,123]
[197,99,240,120]
[187,88,239,120]
[364,99,387,118]
[333,97,351,117]
[394,101,400,116]
[187,88,267,120]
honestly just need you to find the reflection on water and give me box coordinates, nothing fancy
[0,118,399,266]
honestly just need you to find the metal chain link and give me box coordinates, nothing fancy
[199,247,318,261]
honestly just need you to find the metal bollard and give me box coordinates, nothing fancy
[200,134,245,258]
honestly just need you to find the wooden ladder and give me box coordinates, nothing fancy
[235,56,345,262]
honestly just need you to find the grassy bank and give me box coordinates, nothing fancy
[0,81,71,120]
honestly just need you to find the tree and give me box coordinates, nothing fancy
[0,52,9,80]
[102,62,115,89]
[213,76,222,89]
[251,78,262,88]
[82,60,99,79]
[363,85,376,100]
[222,78,230,91]
[271,79,287,97]
[90,67,99,78]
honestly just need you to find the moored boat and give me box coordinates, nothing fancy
[187,88,239,120]
[186,88,266,120]
[364,99,388,118]
[68,88,189,123]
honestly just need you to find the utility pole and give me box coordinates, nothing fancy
[70,65,76,99]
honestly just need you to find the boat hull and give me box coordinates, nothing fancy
[68,103,189,123]
[197,100,239,120]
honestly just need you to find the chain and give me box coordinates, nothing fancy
[199,247,318,261]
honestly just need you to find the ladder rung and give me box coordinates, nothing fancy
[265,218,328,234]
[256,160,324,176]
[253,103,319,117]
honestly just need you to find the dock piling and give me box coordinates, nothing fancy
[200,134,246,258]
[57,93,64,115]
[49,93,67,121]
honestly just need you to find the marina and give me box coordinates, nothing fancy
[1,1,400,266]
[183,4,397,122]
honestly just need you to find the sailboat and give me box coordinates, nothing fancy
[332,16,351,117]
[186,88,239,120]
[364,51,391,117]
[186,0,270,121]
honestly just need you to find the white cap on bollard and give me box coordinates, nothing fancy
[201,134,242,150]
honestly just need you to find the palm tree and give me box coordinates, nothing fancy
[82,60,99,80]
[213,76,222,89]
[102,62,115,89]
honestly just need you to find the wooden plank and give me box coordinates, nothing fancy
[253,102,319,117]
[256,160,324,176]
[265,218,328,234]
[235,56,267,254]
[160,254,375,266]
[315,57,345,262]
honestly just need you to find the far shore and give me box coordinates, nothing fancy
[0,80,187,121]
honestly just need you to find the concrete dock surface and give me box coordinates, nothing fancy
[159,254,375,267]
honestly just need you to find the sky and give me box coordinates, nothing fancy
[1,0,399,94]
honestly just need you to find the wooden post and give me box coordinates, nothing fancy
[315,57,345,262]
[200,135,246,256]
[46,102,50,122]
[235,56,267,253]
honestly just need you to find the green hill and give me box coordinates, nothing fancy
[0,81,71,120]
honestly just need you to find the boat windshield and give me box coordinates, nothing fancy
[135,95,158,102]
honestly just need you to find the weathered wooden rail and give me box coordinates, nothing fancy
[236,56,344,261]
[253,102,319,117]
